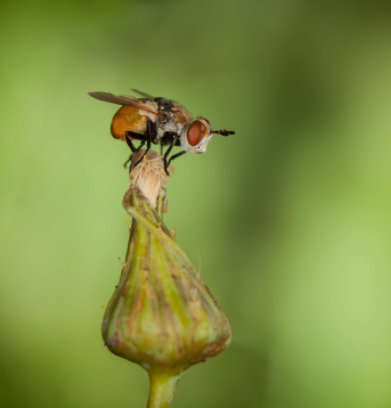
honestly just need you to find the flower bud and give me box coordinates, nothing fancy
[102,151,231,406]
[103,186,231,368]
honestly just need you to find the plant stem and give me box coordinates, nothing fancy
[147,370,182,408]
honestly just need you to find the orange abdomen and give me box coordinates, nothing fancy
[111,105,148,140]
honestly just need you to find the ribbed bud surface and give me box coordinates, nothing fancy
[102,187,231,374]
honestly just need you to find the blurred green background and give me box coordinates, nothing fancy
[1,0,391,407]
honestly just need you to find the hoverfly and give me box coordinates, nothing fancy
[88,89,235,173]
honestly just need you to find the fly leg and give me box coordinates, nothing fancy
[133,120,156,167]
[162,133,186,174]
[162,135,177,174]
[124,132,146,168]
[125,132,139,153]
[166,151,186,172]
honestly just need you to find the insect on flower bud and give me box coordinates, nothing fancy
[102,151,231,406]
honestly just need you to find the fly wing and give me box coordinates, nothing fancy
[131,88,155,98]
[88,91,159,116]
[171,101,192,125]
[88,91,139,105]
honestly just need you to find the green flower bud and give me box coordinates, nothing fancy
[102,151,231,407]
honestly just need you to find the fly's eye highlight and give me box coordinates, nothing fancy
[187,120,207,147]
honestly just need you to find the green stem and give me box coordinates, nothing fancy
[147,370,182,408]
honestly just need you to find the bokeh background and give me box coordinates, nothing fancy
[1,0,391,407]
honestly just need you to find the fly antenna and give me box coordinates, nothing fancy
[211,129,236,136]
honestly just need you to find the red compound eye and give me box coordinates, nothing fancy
[187,120,206,146]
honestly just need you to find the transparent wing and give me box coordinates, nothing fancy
[88,91,139,105]
[131,88,155,98]
[88,91,159,115]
